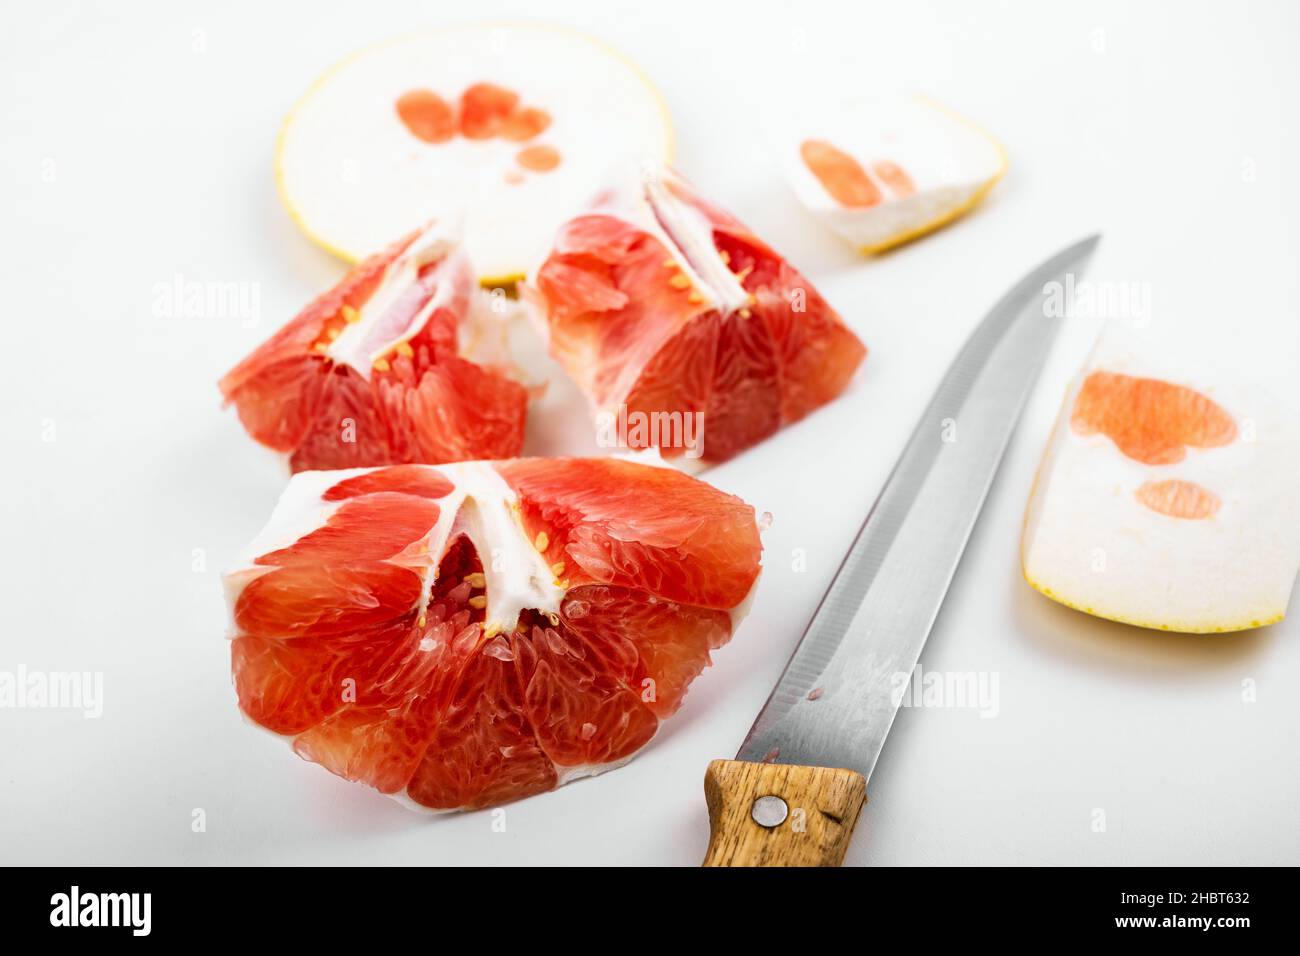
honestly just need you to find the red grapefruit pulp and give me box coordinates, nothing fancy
[528,166,866,464]
[225,459,763,810]
[219,222,527,471]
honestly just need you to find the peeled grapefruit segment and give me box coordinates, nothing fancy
[223,458,763,810]
[525,165,866,466]
[1022,328,1300,633]
[219,221,527,472]
[782,95,1006,254]
[275,24,673,284]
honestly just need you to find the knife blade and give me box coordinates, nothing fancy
[702,234,1100,867]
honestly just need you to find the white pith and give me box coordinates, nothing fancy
[821,182,985,250]
[327,218,464,379]
[1021,327,1300,632]
[225,462,564,636]
[642,170,751,314]
[780,94,1005,249]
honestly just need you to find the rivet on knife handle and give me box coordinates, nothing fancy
[701,760,867,867]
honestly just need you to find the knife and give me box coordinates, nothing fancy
[702,235,1101,867]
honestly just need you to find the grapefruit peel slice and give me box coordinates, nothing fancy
[274,23,674,285]
[224,458,764,810]
[525,164,867,467]
[1021,329,1300,633]
[782,94,1007,254]
[219,219,528,472]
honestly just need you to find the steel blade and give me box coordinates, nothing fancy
[736,235,1100,778]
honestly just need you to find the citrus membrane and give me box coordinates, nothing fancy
[220,220,528,472]
[225,458,763,809]
[1022,327,1300,633]
[275,24,673,284]
[525,164,867,466]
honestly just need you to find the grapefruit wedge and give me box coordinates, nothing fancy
[275,24,673,284]
[526,164,867,466]
[224,458,763,810]
[1022,329,1300,633]
[220,220,528,472]
[782,95,1007,254]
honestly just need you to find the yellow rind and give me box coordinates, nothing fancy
[274,20,676,287]
[857,96,1009,256]
[857,173,1004,255]
[1022,568,1283,634]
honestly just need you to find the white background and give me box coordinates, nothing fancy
[3,0,1298,865]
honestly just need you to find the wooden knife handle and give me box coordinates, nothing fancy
[702,759,867,867]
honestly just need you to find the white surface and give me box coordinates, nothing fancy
[3,0,1298,866]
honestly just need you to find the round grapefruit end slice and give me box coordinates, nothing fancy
[526,165,866,466]
[1022,328,1300,633]
[224,458,763,810]
[219,220,528,472]
[275,24,674,285]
